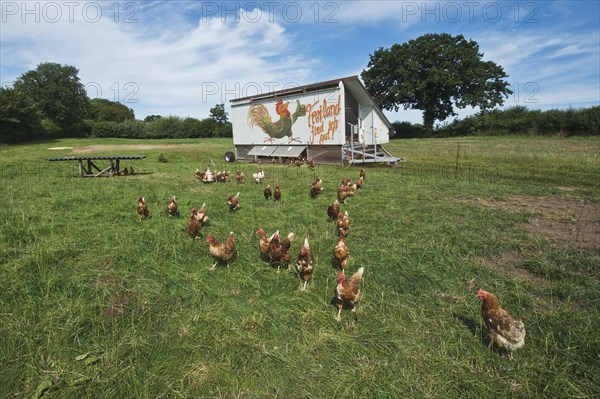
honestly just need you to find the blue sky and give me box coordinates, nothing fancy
[1,0,599,124]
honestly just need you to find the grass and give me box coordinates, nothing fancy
[0,136,599,398]
[386,136,600,190]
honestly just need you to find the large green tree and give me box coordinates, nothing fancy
[90,98,135,122]
[361,33,512,130]
[0,87,43,142]
[144,115,162,122]
[13,62,90,127]
[208,103,229,124]
[208,103,232,137]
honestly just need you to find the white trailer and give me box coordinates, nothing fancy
[230,76,401,165]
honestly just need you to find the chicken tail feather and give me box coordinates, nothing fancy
[248,104,272,129]
[351,267,364,283]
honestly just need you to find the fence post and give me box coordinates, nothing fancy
[454,142,460,179]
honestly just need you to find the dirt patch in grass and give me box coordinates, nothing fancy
[72,144,197,153]
[473,250,547,285]
[471,251,582,314]
[459,195,600,252]
[103,289,130,319]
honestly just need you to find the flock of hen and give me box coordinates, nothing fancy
[136,158,526,355]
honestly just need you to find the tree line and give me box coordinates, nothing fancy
[391,105,600,138]
[0,62,232,144]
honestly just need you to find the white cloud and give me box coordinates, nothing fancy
[0,3,315,119]
[474,29,599,108]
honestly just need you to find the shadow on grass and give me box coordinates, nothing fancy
[330,296,359,311]
[454,312,515,357]
[208,249,238,271]
[454,312,491,348]
[121,172,154,176]
[330,296,360,324]
[331,255,346,272]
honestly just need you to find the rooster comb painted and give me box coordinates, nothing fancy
[275,99,289,115]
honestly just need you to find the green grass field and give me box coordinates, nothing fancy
[1,136,599,398]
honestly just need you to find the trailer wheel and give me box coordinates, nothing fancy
[224,151,235,163]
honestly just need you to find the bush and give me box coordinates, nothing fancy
[91,121,117,138]
[434,106,599,137]
[0,87,44,143]
[390,121,430,138]
[538,109,566,135]
[148,116,182,138]
[180,117,205,138]
[41,118,62,137]
[214,121,233,137]
[91,120,145,138]
[89,116,220,139]
[118,120,146,138]
[577,106,600,135]
[64,121,91,138]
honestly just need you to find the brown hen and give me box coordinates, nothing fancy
[227,192,240,211]
[296,238,314,290]
[167,196,179,217]
[333,230,349,270]
[206,232,236,271]
[337,211,350,235]
[194,203,209,226]
[477,289,526,358]
[334,267,364,321]
[257,228,276,255]
[267,230,295,271]
[273,185,281,201]
[137,194,149,222]
[264,185,272,200]
[327,200,340,220]
[186,208,201,239]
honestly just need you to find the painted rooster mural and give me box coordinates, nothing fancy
[248,99,307,143]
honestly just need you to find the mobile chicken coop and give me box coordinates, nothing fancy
[229,76,402,165]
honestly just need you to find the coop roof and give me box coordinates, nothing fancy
[230,76,393,132]
[230,76,356,104]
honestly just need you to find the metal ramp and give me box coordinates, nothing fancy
[343,122,404,165]
[342,143,404,165]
